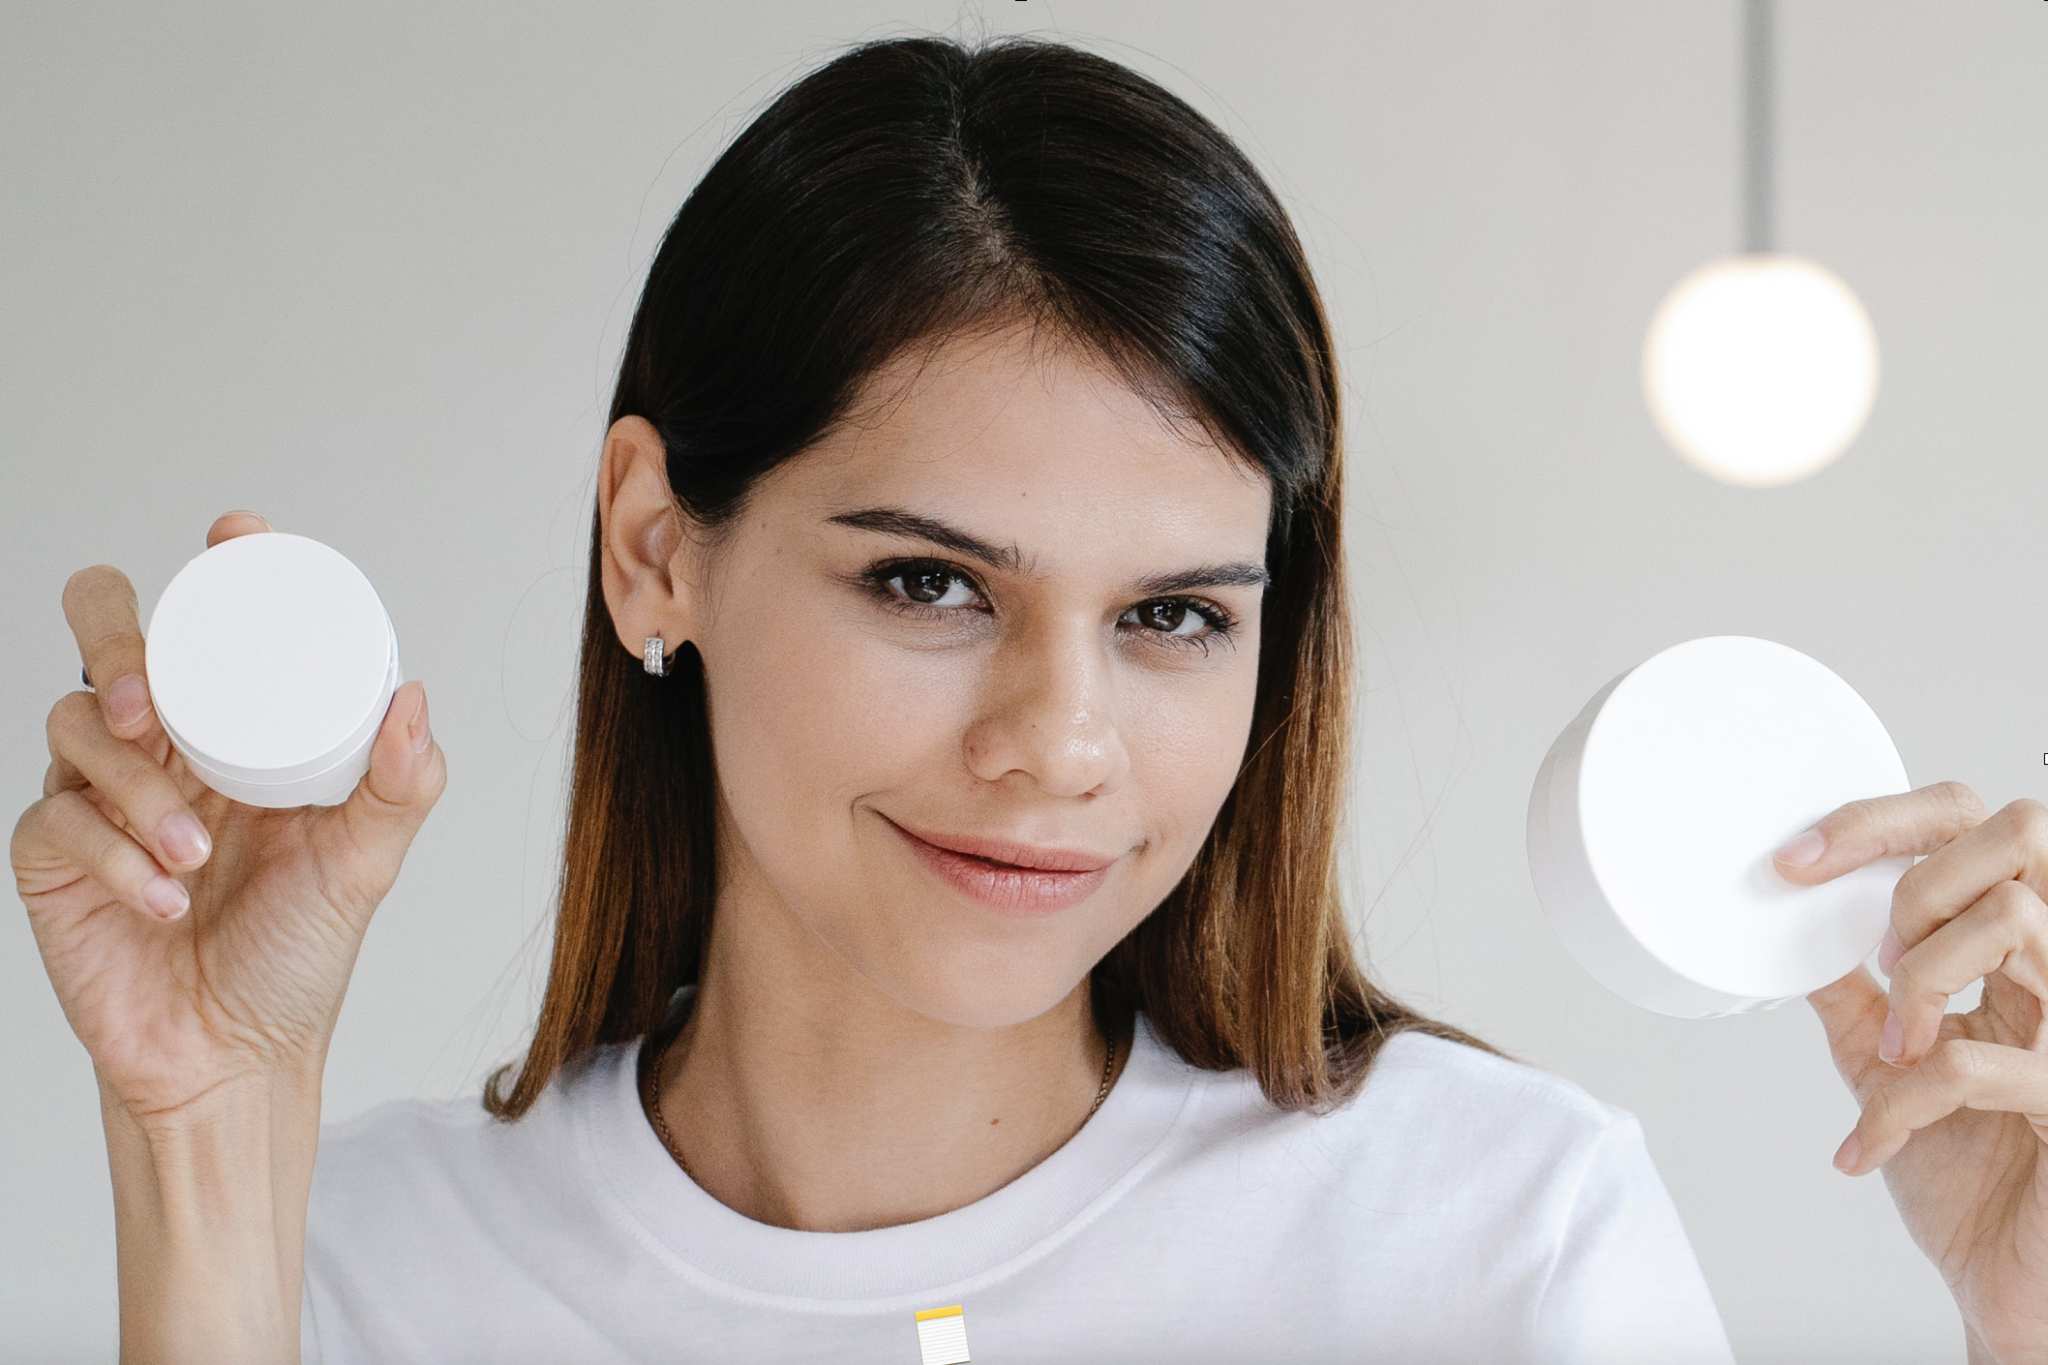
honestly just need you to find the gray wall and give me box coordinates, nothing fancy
[4,3,2042,1360]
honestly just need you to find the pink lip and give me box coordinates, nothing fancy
[887,818,1119,916]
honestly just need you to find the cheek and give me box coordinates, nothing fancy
[1118,650,1263,870]
[700,591,974,870]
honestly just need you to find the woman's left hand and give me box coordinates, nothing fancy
[1782,782,2048,1364]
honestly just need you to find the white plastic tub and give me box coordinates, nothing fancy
[146,532,401,808]
[1526,636,1910,1017]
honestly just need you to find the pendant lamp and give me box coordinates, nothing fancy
[1641,0,1879,488]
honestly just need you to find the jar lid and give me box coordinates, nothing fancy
[147,533,399,793]
[1526,635,1911,1017]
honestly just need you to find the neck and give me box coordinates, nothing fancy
[649,856,1124,1233]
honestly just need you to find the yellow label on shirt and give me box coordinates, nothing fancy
[914,1305,971,1364]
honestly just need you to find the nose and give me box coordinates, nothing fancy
[963,618,1130,799]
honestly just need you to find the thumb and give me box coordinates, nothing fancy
[335,681,446,865]
[1807,964,1890,1101]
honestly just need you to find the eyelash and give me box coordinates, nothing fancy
[858,557,1239,653]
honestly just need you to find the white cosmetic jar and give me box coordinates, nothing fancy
[145,533,402,809]
[1526,636,1910,1017]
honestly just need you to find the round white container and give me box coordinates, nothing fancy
[1526,636,1910,1017]
[146,533,401,808]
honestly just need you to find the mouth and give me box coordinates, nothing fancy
[884,817,1120,916]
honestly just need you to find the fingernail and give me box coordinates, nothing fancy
[1879,1011,1904,1065]
[159,812,211,865]
[1833,1132,1862,1173]
[143,876,189,919]
[1774,828,1826,868]
[1878,927,1905,975]
[408,690,432,754]
[107,674,151,728]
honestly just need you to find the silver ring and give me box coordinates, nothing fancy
[643,636,667,677]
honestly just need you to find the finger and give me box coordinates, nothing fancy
[42,736,124,800]
[1834,1038,2048,1175]
[326,683,445,915]
[205,509,273,547]
[45,743,85,798]
[1883,879,2048,1068]
[1772,781,1986,888]
[17,789,191,921]
[1873,800,2048,977]
[62,565,154,740]
[44,692,211,873]
[1808,965,1891,1097]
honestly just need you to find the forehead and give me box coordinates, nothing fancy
[766,322,1272,561]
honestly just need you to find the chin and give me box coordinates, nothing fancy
[857,939,1093,1031]
[804,842,1125,1030]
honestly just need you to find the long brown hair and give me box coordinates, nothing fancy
[487,36,1481,1121]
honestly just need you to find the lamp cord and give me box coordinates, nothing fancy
[1742,0,1775,254]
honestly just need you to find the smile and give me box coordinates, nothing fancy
[885,818,1118,916]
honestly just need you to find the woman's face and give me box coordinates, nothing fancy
[685,322,1271,1028]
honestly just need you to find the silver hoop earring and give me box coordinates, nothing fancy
[643,636,667,677]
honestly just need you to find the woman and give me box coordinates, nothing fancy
[15,36,2048,1365]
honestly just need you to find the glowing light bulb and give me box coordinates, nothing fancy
[1641,254,1879,487]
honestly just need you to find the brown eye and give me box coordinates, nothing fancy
[882,564,977,608]
[1124,599,1206,637]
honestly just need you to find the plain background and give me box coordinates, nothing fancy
[4,2,2044,1360]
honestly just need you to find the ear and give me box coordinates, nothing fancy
[597,416,697,664]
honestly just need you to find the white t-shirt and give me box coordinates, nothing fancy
[303,1007,1734,1364]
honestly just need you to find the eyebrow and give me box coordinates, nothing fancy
[826,505,1268,596]
[826,507,1024,573]
[1132,563,1270,596]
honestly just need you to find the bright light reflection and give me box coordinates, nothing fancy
[1641,254,1879,487]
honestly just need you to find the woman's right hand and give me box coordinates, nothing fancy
[11,511,447,1132]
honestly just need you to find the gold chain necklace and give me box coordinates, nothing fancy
[641,1023,1123,1185]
